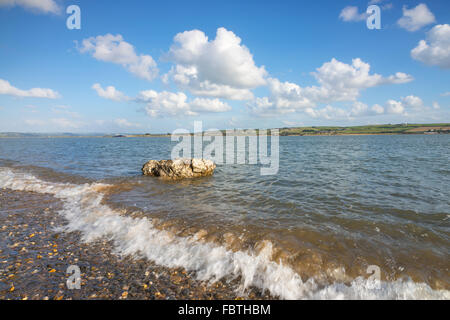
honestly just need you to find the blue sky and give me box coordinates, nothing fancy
[0,0,449,133]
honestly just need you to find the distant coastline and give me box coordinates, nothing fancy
[1,123,449,138]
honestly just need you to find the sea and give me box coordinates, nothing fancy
[0,134,449,299]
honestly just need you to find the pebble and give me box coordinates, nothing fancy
[0,189,274,300]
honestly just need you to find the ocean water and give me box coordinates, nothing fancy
[0,135,449,299]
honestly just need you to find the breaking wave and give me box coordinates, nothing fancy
[0,167,448,300]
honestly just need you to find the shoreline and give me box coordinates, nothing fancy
[1,123,449,139]
[0,188,273,300]
[0,132,449,139]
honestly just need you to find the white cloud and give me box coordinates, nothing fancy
[164,65,254,100]
[397,4,436,32]
[382,96,426,116]
[411,24,450,69]
[0,0,61,14]
[385,99,405,114]
[246,97,277,116]
[402,95,424,110]
[268,79,313,108]
[371,104,385,114]
[138,89,231,117]
[80,34,158,81]
[312,58,413,101]
[350,101,370,116]
[114,118,142,128]
[248,58,413,115]
[164,27,266,100]
[306,96,426,120]
[92,83,128,101]
[339,6,366,22]
[250,93,430,120]
[349,101,386,117]
[190,98,232,113]
[441,92,450,97]
[188,82,254,100]
[140,90,191,117]
[0,79,60,99]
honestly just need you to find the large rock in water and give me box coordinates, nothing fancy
[142,158,216,179]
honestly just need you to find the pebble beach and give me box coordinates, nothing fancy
[0,189,272,300]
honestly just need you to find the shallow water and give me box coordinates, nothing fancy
[0,135,449,299]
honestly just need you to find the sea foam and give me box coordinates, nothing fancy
[0,167,448,300]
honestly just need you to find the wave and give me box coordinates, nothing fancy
[0,167,448,300]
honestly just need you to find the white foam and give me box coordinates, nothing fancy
[0,167,448,300]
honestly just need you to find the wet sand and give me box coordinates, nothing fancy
[0,188,273,300]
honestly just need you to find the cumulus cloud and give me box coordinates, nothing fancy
[138,90,191,117]
[248,58,413,115]
[92,83,129,101]
[164,27,266,100]
[246,97,277,116]
[137,89,231,117]
[411,24,450,69]
[371,104,385,114]
[190,98,232,113]
[350,101,383,116]
[164,65,254,100]
[312,58,413,100]
[365,96,426,116]
[401,95,425,110]
[250,93,430,120]
[385,99,405,114]
[0,0,61,14]
[339,6,366,22]
[79,34,158,81]
[0,79,60,99]
[306,101,387,120]
[397,4,436,32]
[441,92,450,97]
[352,96,425,117]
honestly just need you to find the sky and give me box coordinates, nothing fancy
[0,0,449,133]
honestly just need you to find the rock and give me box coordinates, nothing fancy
[142,159,216,179]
